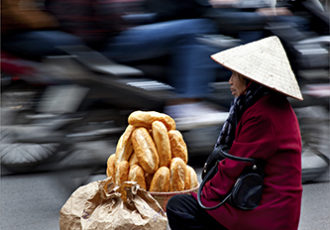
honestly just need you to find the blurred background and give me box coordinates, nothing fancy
[1,0,329,229]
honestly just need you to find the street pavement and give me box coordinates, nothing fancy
[0,145,329,230]
[299,179,330,230]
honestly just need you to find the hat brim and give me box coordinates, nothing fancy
[211,56,304,101]
[211,36,303,101]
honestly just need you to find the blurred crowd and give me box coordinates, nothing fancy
[1,0,329,188]
[1,3,329,230]
[1,0,329,120]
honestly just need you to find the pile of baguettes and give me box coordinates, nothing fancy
[106,111,198,192]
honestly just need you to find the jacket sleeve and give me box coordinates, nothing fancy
[202,112,277,201]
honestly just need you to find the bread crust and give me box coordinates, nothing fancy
[128,164,147,190]
[115,125,134,163]
[131,127,159,174]
[128,152,138,166]
[149,166,170,192]
[106,167,112,179]
[168,130,188,164]
[115,161,129,185]
[106,154,116,179]
[128,111,176,131]
[152,121,171,167]
[185,165,198,190]
[170,157,187,191]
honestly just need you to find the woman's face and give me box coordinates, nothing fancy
[229,72,247,97]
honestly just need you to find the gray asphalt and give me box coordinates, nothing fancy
[299,179,330,230]
[0,148,329,230]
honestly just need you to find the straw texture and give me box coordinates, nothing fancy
[150,185,199,211]
[211,36,303,100]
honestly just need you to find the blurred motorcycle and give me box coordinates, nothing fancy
[1,0,329,182]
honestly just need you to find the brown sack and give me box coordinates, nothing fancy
[59,179,167,230]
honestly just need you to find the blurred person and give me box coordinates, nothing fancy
[166,36,303,229]
[208,0,311,43]
[46,0,226,123]
[102,18,222,118]
[143,0,212,22]
[1,0,83,61]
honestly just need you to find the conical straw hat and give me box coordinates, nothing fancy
[211,36,303,100]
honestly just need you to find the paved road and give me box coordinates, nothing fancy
[299,180,330,230]
[1,146,329,230]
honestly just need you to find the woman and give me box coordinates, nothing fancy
[166,36,303,230]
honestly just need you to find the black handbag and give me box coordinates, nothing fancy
[197,145,264,210]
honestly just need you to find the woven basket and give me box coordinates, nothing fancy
[149,185,199,211]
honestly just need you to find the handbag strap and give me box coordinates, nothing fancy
[218,144,256,164]
[197,160,232,210]
[197,146,260,210]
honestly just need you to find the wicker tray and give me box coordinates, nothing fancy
[149,185,199,211]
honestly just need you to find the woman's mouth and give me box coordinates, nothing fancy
[230,88,237,96]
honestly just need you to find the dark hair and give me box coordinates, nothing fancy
[236,72,251,85]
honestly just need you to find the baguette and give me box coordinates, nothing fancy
[168,130,188,164]
[128,111,176,131]
[185,165,198,190]
[106,154,116,179]
[115,125,134,163]
[131,127,159,173]
[106,167,112,180]
[149,166,170,192]
[170,157,186,191]
[128,164,147,190]
[115,160,129,185]
[128,151,138,166]
[152,121,171,167]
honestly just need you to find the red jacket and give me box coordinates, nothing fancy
[192,94,302,230]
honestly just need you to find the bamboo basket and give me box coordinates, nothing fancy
[149,185,199,211]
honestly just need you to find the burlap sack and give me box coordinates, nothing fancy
[59,179,167,230]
